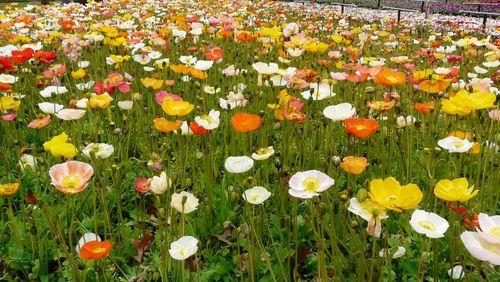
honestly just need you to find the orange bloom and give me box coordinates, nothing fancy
[28,115,51,129]
[0,83,12,91]
[414,101,435,114]
[189,68,208,80]
[236,31,254,42]
[170,64,190,75]
[141,78,164,90]
[343,118,379,138]
[204,46,224,61]
[419,79,451,94]
[0,183,20,196]
[154,118,183,132]
[340,156,368,175]
[366,100,396,112]
[79,240,113,260]
[189,121,208,135]
[231,113,262,133]
[373,67,406,87]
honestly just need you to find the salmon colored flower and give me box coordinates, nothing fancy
[0,183,20,196]
[373,67,406,87]
[231,113,262,133]
[135,178,151,193]
[340,156,368,175]
[154,118,183,132]
[204,46,224,61]
[79,240,113,260]
[49,161,93,194]
[28,115,51,129]
[343,118,379,138]
[415,101,435,114]
[162,100,194,116]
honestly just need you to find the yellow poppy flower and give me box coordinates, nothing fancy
[89,94,113,109]
[369,177,423,212]
[434,178,478,202]
[0,183,20,196]
[43,133,78,159]
[161,100,194,116]
[71,68,86,79]
[0,96,21,111]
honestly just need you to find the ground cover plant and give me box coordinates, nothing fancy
[0,0,499,281]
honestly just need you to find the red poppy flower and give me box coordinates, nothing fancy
[0,57,14,73]
[0,83,12,91]
[11,48,33,64]
[189,121,208,135]
[79,240,113,260]
[231,113,262,133]
[34,51,57,65]
[343,118,379,138]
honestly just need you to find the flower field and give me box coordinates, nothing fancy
[0,0,499,281]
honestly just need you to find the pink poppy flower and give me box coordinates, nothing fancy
[49,161,94,194]
[28,115,51,129]
[135,178,151,193]
[2,112,17,121]
[155,91,183,106]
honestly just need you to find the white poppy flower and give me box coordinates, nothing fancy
[19,154,37,172]
[460,231,500,265]
[483,61,499,68]
[301,83,335,101]
[150,172,171,195]
[82,143,114,159]
[323,103,356,121]
[133,54,151,65]
[251,146,275,160]
[171,191,199,214]
[169,236,198,260]
[476,213,500,244]
[194,110,220,130]
[118,100,133,110]
[447,265,465,280]
[76,98,89,109]
[438,136,473,153]
[379,246,406,259]
[77,61,90,68]
[0,74,18,84]
[193,60,213,71]
[474,66,488,74]
[39,86,68,98]
[55,109,86,121]
[409,209,449,238]
[38,102,64,114]
[396,115,416,128]
[179,55,197,66]
[288,170,335,199]
[243,186,271,205]
[252,62,279,75]
[76,81,95,91]
[203,85,221,95]
[224,156,254,173]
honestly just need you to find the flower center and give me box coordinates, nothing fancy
[302,177,320,192]
[179,248,185,256]
[354,125,367,131]
[453,142,464,149]
[251,195,259,202]
[491,227,500,237]
[93,247,107,254]
[61,174,82,191]
[418,220,437,231]
[201,114,213,123]
[479,241,500,255]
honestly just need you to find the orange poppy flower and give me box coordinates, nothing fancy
[414,101,435,114]
[231,113,262,133]
[373,67,406,87]
[236,31,254,42]
[0,83,12,91]
[79,240,113,260]
[154,118,183,132]
[170,64,190,75]
[189,68,208,80]
[204,46,224,61]
[419,79,451,94]
[343,118,379,138]
[28,115,51,129]
[340,156,368,175]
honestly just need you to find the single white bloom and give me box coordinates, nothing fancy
[0,74,18,84]
[117,100,133,110]
[171,191,199,214]
[76,98,89,109]
[133,54,151,65]
[476,213,500,244]
[169,236,199,260]
[301,83,335,101]
[224,156,254,174]
[252,62,279,75]
[323,103,356,121]
[447,265,465,280]
[460,231,500,265]
[396,115,416,128]
[38,102,64,114]
[19,154,37,172]
[193,60,213,71]
[179,55,197,66]
[203,85,220,95]
[379,246,406,259]
[243,186,271,204]
[55,109,86,121]
[77,61,90,68]
[288,170,335,199]
[483,61,500,68]
[39,86,68,98]
[474,66,488,74]
[76,81,95,91]
[409,209,449,238]
[438,136,473,153]
[82,143,114,159]
[434,67,451,75]
[150,172,171,195]
[194,110,220,130]
[251,146,275,160]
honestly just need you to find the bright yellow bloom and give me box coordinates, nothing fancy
[162,100,194,116]
[71,68,86,79]
[441,90,496,115]
[434,178,478,202]
[257,27,281,39]
[0,96,21,111]
[89,94,112,109]
[141,78,164,89]
[0,183,20,196]
[43,133,78,159]
[302,41,329,53]
[369,177,423,212]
